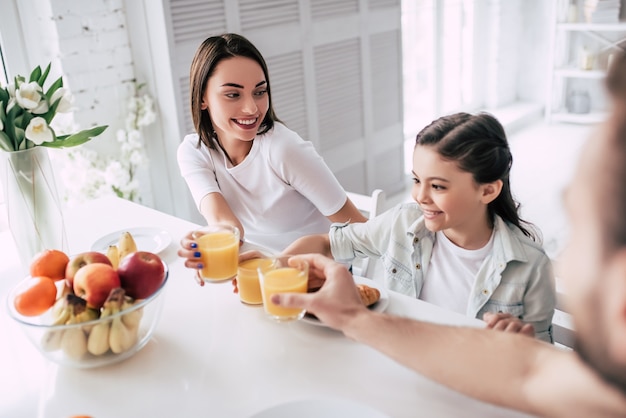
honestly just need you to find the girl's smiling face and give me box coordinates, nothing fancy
[202,56,269,145]
[411,144,501,249]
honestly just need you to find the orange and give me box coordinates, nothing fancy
[13,276,58,316]
[30,249,70,281]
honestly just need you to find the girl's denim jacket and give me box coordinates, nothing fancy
[330,203,556,343]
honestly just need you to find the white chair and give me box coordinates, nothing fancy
[552,278,576,349]
[345,189,385,278]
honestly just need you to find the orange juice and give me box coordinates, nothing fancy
[197,230,239,281]
[261,267,308,320]
[237,258,273,305]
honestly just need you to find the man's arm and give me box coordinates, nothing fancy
[273,254,626,418]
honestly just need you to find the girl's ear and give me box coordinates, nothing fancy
[480,180,503,204]
[201,100,208,111]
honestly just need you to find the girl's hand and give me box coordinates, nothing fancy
[482,312,535,337]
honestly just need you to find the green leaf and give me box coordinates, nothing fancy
[41,99,60,125]
[5,103,21,150]
[14,127,25,150]
[44,76,63,100]
[0,130,14,151]
[38,63,51,86]
[29,65,42,83]
[0,88,8,104]
[42,125,108,149]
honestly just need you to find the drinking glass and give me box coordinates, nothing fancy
[192,225,240,283]
[258,256,308,321]
[237,257,273,305]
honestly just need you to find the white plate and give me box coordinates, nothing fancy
[250,398,389,418]
[301,275,389,327]
[91,227,172,255]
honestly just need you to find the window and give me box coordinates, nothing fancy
[401,0,484,171]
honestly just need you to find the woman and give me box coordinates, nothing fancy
[177,33,365,255]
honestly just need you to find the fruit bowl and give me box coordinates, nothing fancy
[6,262,169,369]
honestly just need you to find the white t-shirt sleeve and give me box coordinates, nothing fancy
[266,127,346,217]
[177,135,221,209]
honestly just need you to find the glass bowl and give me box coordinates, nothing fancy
[6,262,169,369]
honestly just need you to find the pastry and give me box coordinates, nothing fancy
[357,284,380,306]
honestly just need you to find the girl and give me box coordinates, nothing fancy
[284,112,556,342]
[177,33,365,253]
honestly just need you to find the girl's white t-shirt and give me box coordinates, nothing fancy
[177,122,347,251]
[419,230,495,314]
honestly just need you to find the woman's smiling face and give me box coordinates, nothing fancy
[202,56,269,144]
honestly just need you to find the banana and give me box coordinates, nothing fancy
[108,288,137,354]
[121,296,143,329]
[118,231,137,260]
[60,295,89,360]
[107,244,120,269]
[87,291,117,356]
[41,295,72,352]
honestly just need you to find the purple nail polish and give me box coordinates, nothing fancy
[197,263,203,269]
[194,251,201,258]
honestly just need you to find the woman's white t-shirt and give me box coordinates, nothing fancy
[177,122,347,251]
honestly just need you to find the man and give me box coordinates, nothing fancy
[271,52,626,417]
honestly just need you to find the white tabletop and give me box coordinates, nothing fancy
[0,197,534,418]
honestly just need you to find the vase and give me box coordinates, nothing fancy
[0,147,68,271]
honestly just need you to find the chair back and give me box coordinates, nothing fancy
[345,189,385,278]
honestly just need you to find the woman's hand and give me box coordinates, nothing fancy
[177,231,205,286]
[482,312,535,337]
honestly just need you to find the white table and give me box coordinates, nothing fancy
[0,197,534,418]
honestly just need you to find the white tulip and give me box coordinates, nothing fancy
[15,81,44,111]
[25,117,54,145]
[50,87,74,113]
[0,117,3,131]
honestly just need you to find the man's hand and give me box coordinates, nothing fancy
[270,254,369,331]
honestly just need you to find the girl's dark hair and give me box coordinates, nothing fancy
[189,33,280,150]
[415,112,536,240]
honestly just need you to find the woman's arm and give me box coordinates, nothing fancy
[199,192,245,241]
[327,197,367,224]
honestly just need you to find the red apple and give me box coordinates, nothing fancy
[117,251,166,299]
[73,263,121,309]
[65,251,112,288]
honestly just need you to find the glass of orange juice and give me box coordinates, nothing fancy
[192,225,240,283]
[237,257,273,305]
[258,256,308,321]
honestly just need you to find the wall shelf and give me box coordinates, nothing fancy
[546,1,626,124]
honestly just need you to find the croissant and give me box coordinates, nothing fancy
[357,284,380,306]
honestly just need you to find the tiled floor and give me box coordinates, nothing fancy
[386,119,594,262]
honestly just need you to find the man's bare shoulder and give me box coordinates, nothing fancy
[525,348,626,417]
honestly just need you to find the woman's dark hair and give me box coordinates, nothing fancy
[189,33,280,150]
[415,112,536,240]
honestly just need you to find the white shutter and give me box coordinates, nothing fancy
[170,0,227,44]
[311,0,359,20]
[239,0,300,31]
[314,38,364,152]
[371,30,402,130]
[266,52,309,139]
[369,0,400,10]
